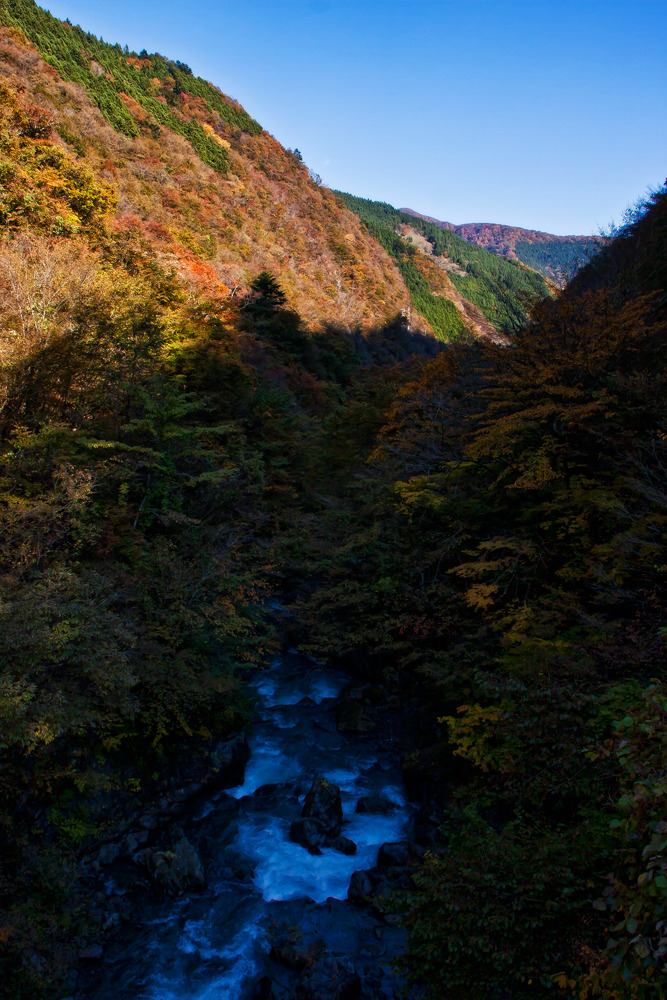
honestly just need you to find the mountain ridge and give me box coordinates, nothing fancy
[400,206,599,284]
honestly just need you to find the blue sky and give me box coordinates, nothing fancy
[42,0,666,234]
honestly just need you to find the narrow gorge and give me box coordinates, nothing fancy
[80,649,420,1000]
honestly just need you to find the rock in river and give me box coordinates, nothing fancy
[302,776,343,841]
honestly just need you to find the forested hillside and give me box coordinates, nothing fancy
[336,191,551,339]
[0,0,417,332]
[287,184,667,999]
[0,2,666,999]
[401,206,598,285]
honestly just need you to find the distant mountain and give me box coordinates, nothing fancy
[336,193,551,341]
[400,208,599,285]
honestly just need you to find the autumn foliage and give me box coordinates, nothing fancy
[0,4,665,999]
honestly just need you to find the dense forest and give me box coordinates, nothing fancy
[0,3,666,999]
[514,238,596,281]
[335,192,551,338]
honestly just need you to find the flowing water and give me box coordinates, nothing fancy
[87,653,412,1000]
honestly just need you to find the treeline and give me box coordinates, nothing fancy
[335,191,550,335]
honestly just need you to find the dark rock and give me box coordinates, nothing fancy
[289,817,325,849]
[270,937,311,969]
[151,837,206,896]
[174,781,203,802]
[302,777,342,840]
[331,836,357,856]
[138,813,158,830]
[335,701,376,734]
[377,841,411,868]
[97,843,120,866]
[211,819,239,848]
[210,734,251,789]
[132,847,153,868]
[123,829,149,855]
[347,870,373,905]
[313,718,337,734]
[354,795,396,816]
[102,912,119,932]
[300,954,360,1000]
[253,783,281,798]
[360,943,386,958]
[124,832,139,855]
[254,977,295,1000]
[78,945,103,962]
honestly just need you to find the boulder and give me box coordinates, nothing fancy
[253,783,282,798]
[347,870,373,905]
[331,836,357,856]
[354,795,396,816]
[78,945,103,962]
[254,978,296,1000]
[123,829,149,856]
[302,777,342,841]
[289,817,325,849]
[151,837,206,896]
[97,842,121,866]
[138,813,158,830]
[270,937,311,969]
[210,734,251,789]
[299,954,360,1000]
[377,841,412,868]
[335,701,375,734]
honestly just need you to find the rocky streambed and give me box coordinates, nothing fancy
[77,652,426,1000]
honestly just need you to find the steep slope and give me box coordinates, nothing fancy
[0,0,416,333]
[336,192,551,340]
[401,206,598,285]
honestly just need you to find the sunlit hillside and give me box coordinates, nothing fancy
[0,0,417,333]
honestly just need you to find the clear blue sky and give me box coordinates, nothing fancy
[42,0,666,235]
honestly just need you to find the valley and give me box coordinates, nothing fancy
[0,3,665,999]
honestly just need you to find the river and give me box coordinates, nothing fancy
[83,651,415,999]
